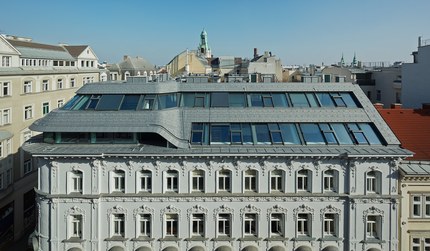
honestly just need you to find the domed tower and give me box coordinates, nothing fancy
[198,29,212,59]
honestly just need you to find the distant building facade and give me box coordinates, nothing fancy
[107,55,156,81]
[0,34,100,248]
[402,37,430,108]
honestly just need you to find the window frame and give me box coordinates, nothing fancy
[1,108,11,125]
[191,169,205,193]
[24,105,33,120]
[164,213,178,237]
[138,213,151,237]
[270,169,284,192]
[139,170,152,193]
[165,170,179,193]
[297,169,311,192]
[243,213,258,237]
[244,169,258,193]
[112,213,125,237]
[270,213,284,237]
[23,81,32,94]
[191,213,205,237]
[217,213,231,237]
[111,170,125,193]
[297,213,311,237]
[1,82,11,97]
[69,214,83,239]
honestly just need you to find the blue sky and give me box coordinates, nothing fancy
[1,0,429,66]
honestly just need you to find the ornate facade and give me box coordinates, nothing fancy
[24,75,411,251]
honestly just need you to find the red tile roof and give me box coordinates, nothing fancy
[377,104,430,160]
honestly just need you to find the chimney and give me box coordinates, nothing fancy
[123,55,129,61]
[418,36,422,47]
[253,48,258,58]
[374,103,384,110]
[391,103,402,109]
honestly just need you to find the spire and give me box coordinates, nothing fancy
[352,52,357,67]
[198,28,211,59]
[340,53,345,67]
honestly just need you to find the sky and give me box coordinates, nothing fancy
[1,0,430,67]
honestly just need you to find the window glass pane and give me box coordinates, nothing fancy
[211,125,230,143]
[86,96,101,110]
[331,124,353,144]
[300,124,325,144]
[306,93,319,107]
[211,92,229,107]
[354,132,368,144]
[271,132,283,143]
[340,93,358,107]
[229,93,246,107]
[250,94,263,107]
[263,96,274,107]
[289,93,309,107]
[142,95,155,110]
[182,93,195,107]
[332,96,346,107]
[194,96,205,107]
[96,95,124,110]
[272,93,288,107]
[242,124,253,144]
[158,94,177,109]
[316,93,335,107]
[72,95,90,110]
[359,123,382,144]
[120,95,141,110]
[62,95,81,110]
[255,124,271,144]
[279,124,301,144]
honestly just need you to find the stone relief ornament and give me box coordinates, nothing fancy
[362,206,384,223]
[320,205,341,221]
[187,205,208,220]
[64,206,86,221]
[160,205,181,221]
[240,204,261,221]
[267,205,288,221]
[293,204,315,221]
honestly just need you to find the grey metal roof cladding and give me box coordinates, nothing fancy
[27,79,408,154]
[400,161,430,175]
[0,130,13,141]
[14,46,75,60]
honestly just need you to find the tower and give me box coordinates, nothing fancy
[198,29,212,58]
[340,53,345,67]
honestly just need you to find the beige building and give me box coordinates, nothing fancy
[399,161,430,251]
[166,49,211,77]
[0,34,100,248]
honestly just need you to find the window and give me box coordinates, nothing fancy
[230,123,253,144]
[211,124,230,144]
[165,170,178,192]
[140,170,152,193]
[297,169,311,192]
[411,237,430,251]
[411,195,430,218]
[366,215,381,239]
[42,102,50,115]
[323,170,337,193]
[2,56,11,67]
[69,215,82,239]
[270,170,283,192]
[244,169,257,192]
[112,170,125,192]
[24,160,32,174]
[5,169,11,185]
[57,99,64,108]
[217,214,231,237]
[323,214,337,236]
[112,214,125,237]
[376,90,381,101]
[70,171,83,193]
[192,170,205,192]
[142,95,155,110]
[70,78,75,88]
[366,171,381,194]
[191,213,205,237]
[244,213,257,236]
[297,213,310,236]
[57,79,63,89]
[211,92,229,107]
[23,81,32,93]
[300,124,325,144]
[138,214,151,237]
[24,105,33,120]
[270,213,284,237]
[42,80,49,91]
[1,108,11,125]
[218,170,231,192]
[347,123,382,145]
[165,214,178,237]
[1,82,10,96]
[191,123,206,144]
[289,93,310,107]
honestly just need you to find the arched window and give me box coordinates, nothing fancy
[68,170,83,194]
[323,169,338,193]
[217,169,231,192]
[297,169,311,192]
[165,170,179,193]
[139,170,152,193]
[111,170,125,193]
[244,169,258,192]
[192,170,205,192]
[366,171,381,194]
[270,170,284,192]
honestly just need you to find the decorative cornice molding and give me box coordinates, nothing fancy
[64,206,86,221]
[213,205,234,221]
[240,204,261,221]
[107,205,128,219]
[362,206,384,223]
[187,205,208,220]
[133,205,154,220]
[267,205,288,221]
[319,205,341,221]
[160,205,181,221]
[293,204,315,221]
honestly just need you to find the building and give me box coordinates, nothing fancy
[23,75,412,251]
[402,36,430,108]
[0,34,100,248]
[376,103,430,250]
[248,50,282,82]
[166,50,212,77]
[107,56,157,81]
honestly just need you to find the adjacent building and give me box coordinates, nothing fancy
[0,34,100,248]
[402,36,430,108]
[24,75,411,251]
[376,103,430,251]
[107,56,157,81]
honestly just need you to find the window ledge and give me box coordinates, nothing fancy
[159,237,182,242]
[62,237,85,243]
[361,238,385,244]
[211,237,235,241]
[131,236,155,242]
[265,236,289,241]
[318,236,343,241]
[105,236,128,241]
[184,236,209,241]
[238,236,262,241]
[292,236,316,242]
